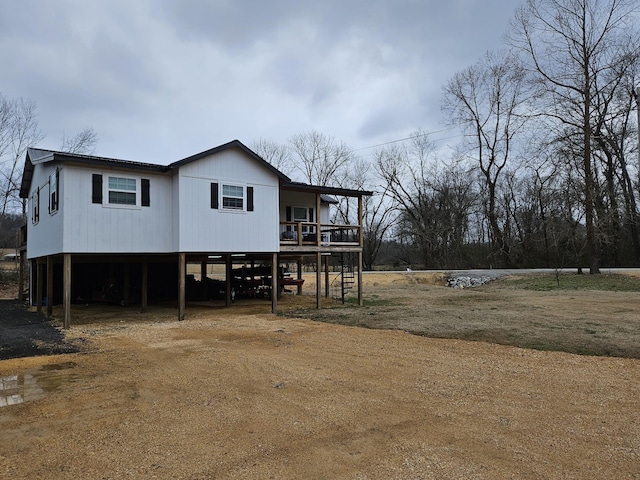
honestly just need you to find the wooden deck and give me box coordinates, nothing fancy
[279,222,362,251]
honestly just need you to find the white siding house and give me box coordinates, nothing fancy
[19,140,370,326]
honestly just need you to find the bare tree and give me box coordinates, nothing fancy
[251,137,293,173]
[288,130,353,186]
[333,156,398,270]
[376,132,477,268]
[60,127,98,154]
[0,95,45,221]
[443,49,529,265]
[509,0,640,273]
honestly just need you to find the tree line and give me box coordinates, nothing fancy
[0,93,97,247]
[255,0,640,272]
[2,0,638,272]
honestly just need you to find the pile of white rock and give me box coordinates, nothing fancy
[446,275,493,289]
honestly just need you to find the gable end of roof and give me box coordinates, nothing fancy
[169,139,291,182]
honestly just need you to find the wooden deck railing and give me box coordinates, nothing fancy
[279,222,361,247]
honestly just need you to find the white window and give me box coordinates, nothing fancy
[289,206,314,234]
[222,184,244,210]
[108,177,137,205]
[292,206,308,222]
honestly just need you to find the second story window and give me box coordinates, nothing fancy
[222,184,244,210]
[108,177,136,205]
[211,182,254,212]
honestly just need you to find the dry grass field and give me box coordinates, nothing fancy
[1,271,639,479]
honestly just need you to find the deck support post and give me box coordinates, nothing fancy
[200,261,208,300]
[141,258,148,313]
[46,256,53,317]
[36,260,43,313]
[296,259,303,295]
[18,251,26,301]
[316,252,322,309]
[123,262,130,307]
[271,253,278,314]
[358,195,364,247]
[358,250,363,306]
[225,255,232,306]
[63,253,71,329]
[178,253,186,321]
[316,193,322,247]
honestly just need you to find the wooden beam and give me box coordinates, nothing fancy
[316,193,322,246]
[18,251,25,301]
[358,195,364,247]
[271,253,278,314]
[178,253,186,321]
[225,255,232,306]
[141,259,148,313]
[200,261,207,300]
[316,252,322,309]
[296,259,303,295]
[358,250,363,306]
[63,253,71,329]
[46,256,53,317]
[36,261,43,313]
[123,262,130,307]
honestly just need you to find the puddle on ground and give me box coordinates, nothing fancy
[0,362,79,408]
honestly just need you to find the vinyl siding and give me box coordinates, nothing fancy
[62,166,173,253]
[25,162,64,259]
[176,149,279,252]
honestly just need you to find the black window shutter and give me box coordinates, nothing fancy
[286,206,292,221]
[35,187,40,222]
[141,179,150,207]
[92,174,103,204]
[247,186,254,212]
[309,207,314,222]
[211,182,219,209]
[53,169,59,210]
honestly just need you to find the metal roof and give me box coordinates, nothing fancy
[20,141,372,199]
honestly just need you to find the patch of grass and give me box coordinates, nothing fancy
[342,295,397,307]
[0,268,18,283]
[504,273,640,292]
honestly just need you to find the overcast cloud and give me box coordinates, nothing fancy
[1,0,519,164]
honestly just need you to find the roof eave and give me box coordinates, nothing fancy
[281,181,372,197]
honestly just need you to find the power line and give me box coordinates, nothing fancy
[351,126,462,153]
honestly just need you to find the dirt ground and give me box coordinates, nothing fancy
[1,272,639,479]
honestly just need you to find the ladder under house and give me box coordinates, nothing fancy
[330,253,356,304]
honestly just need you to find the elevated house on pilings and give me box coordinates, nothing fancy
[18,140,372,328]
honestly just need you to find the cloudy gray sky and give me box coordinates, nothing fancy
[2,0,520,164]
